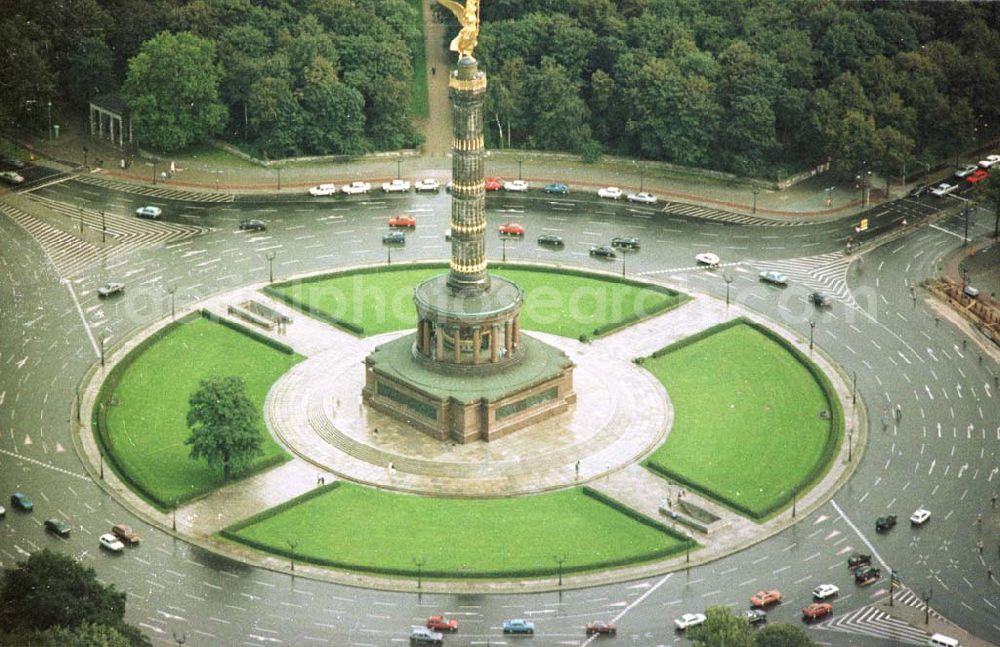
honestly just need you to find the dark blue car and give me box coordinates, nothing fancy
[10,492,33,511]
[543,182,569,195]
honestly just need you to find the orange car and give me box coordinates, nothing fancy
[426,615,458,631]
[484,177,503,191]
[388,215,417,228]
[802,602,832,620]
[499,222,525,236]
[750,590,782,607]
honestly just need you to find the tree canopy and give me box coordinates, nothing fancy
[0,549,149,647]
[122,31,229,152]
[186,375,264,481]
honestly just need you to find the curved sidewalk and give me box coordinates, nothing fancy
[72,269,865,593]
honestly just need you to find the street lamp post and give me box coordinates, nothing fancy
[848,428,853,462]
[412,556,427,589]
[287,539,298,571]
[100,452,104,479]
[964,205,971,245]
[172,500,178,531]
[266,252,276,283]
[47,101,52,140]
[83,146,88,168]
[276,167,282,191]
[923,589,932,624]
[517,159,523,181]
[167,286,177,320]
[809,320,816,353]
[554,553,567,587]
[99,331,109,367]
[639,168,645,192]
[502,237,507,262]
[724,271,733,307]
[101,210,106,243]
[752,188,760,214]
[386,245,392,265]
[396,157,403,180]
[621,253,626,278]
[852,370,857,405]
[792,490,797,518]
[79,207,84,233]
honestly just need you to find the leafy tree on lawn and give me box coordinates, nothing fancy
[0,549,149,646]
[753,622,817,647]
[687,606,754,647]
[186,375,263,481]
[122,31,228,152]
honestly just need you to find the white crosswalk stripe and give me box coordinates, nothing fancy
[659,200,808,226]
[749,251,857,306]
[1,197,212,279]
[812,603,929,645]
[636,261,743,277]
[70,174,235,202]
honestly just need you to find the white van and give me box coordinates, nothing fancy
[928,633,959,647]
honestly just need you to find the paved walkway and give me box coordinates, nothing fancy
[72,267,864,593]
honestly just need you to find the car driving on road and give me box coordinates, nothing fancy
[812,584,839,600]
[99,533,125,552]
[597,186,622,199]
[498,222,525,236]
[0,170,25,185]
[135,206,162,219]
[750,590,782,607]
[239,219,267,231]
[503,180,528,192]
[543,182,569,194]
[759,270,788,285]
[589,245,616,259]
[802,602,833,620]
[388,215,417,228]
[45,518,71,537]
[696,252,720,267]
[611,236,640,250]
[382,230,406,244]
[626,191,657,204]
[674,613,706,630]
[97,282,125,298]
[585,621,616,635]
[537,234,564,247]
[910,507,931,525]
[502,619,534,634]
[876,514,897,532]
[10,493,33,511]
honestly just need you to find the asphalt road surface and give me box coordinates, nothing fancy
[1,172,997,646]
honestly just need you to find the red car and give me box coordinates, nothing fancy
[426,616,458,632]
[802,602,833,620]
[750,590,782,607]
[499,222,525,236]
[388,215,417,228]
[484,177,502,191]
[585,621,616,635]
[966,168,989,184]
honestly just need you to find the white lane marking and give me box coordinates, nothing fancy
[63,279,99,357]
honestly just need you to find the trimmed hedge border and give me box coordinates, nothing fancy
[643,318,843,522]
[199,309,295,355]
[264,262,688,340]
[92,313,294,511]
[220,485,694,580]
[93,313,200,510]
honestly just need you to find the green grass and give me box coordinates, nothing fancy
[268,266,682,338]
[103,318,300,504]
[227,484,688,577]
[643,323,833,518]
[407,0,429,118]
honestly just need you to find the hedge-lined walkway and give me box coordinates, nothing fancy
[76,269,864,592]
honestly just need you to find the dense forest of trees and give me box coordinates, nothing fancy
[0,0,422,156]
[2,0,999,179]
[473,0,1000,179]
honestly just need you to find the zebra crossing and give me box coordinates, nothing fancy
[749,250,857,306]
[659,200,808,227]
[70,173,235,203]
[1,196,211,279]
[812,590,937,646]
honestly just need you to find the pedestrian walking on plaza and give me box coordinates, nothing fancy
[978,539,984,554]
[575,461,580,478]
[894,403,902,422]
[992,492,997,509]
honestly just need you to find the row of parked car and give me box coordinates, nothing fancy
[4,493,140,553]
[924,154,998,197]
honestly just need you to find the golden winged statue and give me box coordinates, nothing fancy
[437,0,480,59]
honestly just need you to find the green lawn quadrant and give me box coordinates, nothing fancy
[103,317,300,506]
[643,322,835,519]
[266,265,683,338]
[225,484,689,578]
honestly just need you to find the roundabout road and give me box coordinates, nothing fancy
[1,171,998,646]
